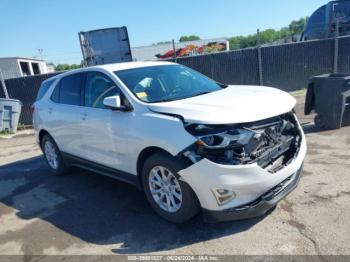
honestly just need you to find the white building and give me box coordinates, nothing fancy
[0,57,54,80]
[46,63,56,73]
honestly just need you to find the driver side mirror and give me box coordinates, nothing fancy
[103,95,127,111]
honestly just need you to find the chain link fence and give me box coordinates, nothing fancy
[338,36,350,73]
[1,35,349,125]
[174,47,260,85]
[173,35,348,92]
[0,73,60,125]
[261,38,334,91]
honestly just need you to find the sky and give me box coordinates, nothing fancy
[1,0,330,64]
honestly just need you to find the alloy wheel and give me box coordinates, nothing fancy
[44,141,59,169]
[148,166,182,213]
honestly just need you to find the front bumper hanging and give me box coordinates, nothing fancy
[202,165,303,223]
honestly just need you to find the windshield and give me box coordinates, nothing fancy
[115,65,223,103]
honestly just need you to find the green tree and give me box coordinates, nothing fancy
[179,35,201,42]
[228,17,308,50]
[152,41,172,46]
[289,17,308,35]
[54,64,82,71]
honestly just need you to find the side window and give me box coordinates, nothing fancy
[84,71,121,109]
[36,79,55,101]
[309,6,326,26]
[59,73,84,106]
[51,82,60,103]
[333,3,348,19]
[303,6,327,40]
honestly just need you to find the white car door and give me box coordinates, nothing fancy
[46,73,86,158]
[80,71,131,170]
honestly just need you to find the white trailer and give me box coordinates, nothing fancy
[79,27,132,66]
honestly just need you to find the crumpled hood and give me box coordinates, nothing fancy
[148,85,296,124]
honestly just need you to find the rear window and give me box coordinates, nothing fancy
[51,73,84,106]
[36,79,55,101]
[51,82,60,103]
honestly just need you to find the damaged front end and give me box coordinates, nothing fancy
[183,111,302,173]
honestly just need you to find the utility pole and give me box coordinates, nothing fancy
[38,48,44,60]
[257,29,264,86]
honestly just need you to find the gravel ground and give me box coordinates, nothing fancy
[0,95,349,256]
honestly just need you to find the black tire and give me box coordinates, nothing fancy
[314,115,326,129]
[142,152,200,223]
[41,134,68,175]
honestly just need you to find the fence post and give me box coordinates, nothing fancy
[257,29,264,86]
[334,21,339,74]
[210,55,214,80]
[0,70,9,99]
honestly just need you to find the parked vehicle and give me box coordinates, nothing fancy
[301,0,350,41]
[32,61,307,223]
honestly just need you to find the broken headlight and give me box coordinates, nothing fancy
[185,125,260,165]
[197,129,254,149]
[184,112,301,168]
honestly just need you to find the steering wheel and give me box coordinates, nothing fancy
[93,86,118,108]
[167,85,183,97]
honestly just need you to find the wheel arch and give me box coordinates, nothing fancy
[136,147,174,190]
[38,129,50,148]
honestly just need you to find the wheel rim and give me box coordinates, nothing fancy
[44,141,59,169]
[148,166,182,213]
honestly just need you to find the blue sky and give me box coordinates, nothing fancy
[1,0,330,64]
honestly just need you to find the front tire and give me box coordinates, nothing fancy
[142,152,200,223]
[41,134,68,175]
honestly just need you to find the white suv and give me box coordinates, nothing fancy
[33,61,306,223]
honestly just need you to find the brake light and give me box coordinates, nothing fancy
[31,105,35,114]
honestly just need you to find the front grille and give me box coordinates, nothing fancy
[251,112,302,173]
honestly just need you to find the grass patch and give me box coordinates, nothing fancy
[290,88,307,97]
[0,129,14,137]
[17,123,26,131]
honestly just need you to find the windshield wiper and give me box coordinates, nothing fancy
[153,98,177,103]
[190,91,212,98]
[152,91,213,103]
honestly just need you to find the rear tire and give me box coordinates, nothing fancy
[142,152,200,223]
[41,134,68,175]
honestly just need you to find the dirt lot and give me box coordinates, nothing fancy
[0,95,349,256]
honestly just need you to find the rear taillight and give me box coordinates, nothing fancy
[31,105,35,114]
